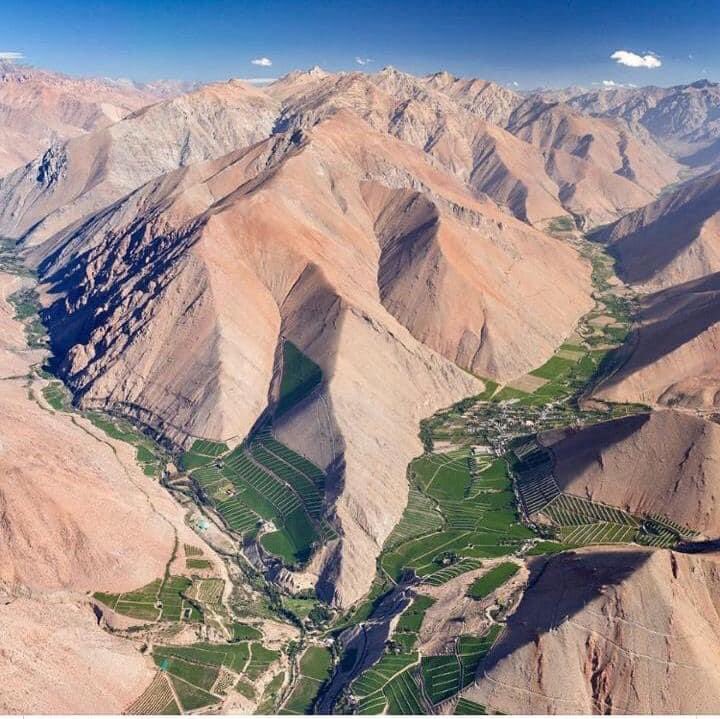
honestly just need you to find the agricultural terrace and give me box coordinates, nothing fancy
[276,340,322,416]
[281,646,333,714]
[94,574,202,623]
[511,437,698,549]
[420,628,502,707]
[454,697,489,715]
[186,425,332,567]
[350,653,425,715]
[380,449,534,582]
[467,563,519,600]
[149,641,280,713]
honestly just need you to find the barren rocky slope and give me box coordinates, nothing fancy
[464,547,720,714]
[0,60,159,177]
[595,171,720,290]
[557,80,720,168]
[0,272,217,712]
[593,271,720,408]
[269,68,678,227]
[0,79,279,244]
[540,410,720,534]
[27,111,592,605]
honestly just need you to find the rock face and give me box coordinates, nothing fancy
[464,547,720,714]
[268,67,678,228]
[0,60,160,176]
[595,171,720,290]
[554,80,720,169]
[0,79,279,244]
[540,410,720,535]
[594,272,720,408]
[21,109,592,605]
[0,272,218,713]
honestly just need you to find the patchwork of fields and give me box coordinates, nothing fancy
[184,427,333,566]
[381,449,534,583]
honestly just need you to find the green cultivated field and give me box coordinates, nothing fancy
[277,340,322,416]
[188,425,331,567]
[381,451,533,582]
[94,574,202,623]
[281,646,333,714]
[467,563,519,600]
[454,698,488,715]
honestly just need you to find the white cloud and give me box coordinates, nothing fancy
[602,80,619,86]
[0,51,23,61]
[511,81,519,87]
[611,50,662,69]
[251,57,272,67]
[355,56,373,66]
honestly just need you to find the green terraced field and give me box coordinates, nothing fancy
[281,646,332,714]
[424,558,483,587]
[422,655,461,703]
[42,382,69,411]
[94,575,202,623]
[396,594,436,633]
[384,669,426,714]
[277,340,322,415]
[454,697,488,714]
[384,486,444,549]
[467,563,519,600]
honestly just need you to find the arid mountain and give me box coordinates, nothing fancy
[0,79,279,245]
[464,547,720,714]
[593,272,720,408]
[542,80,720,170]
[23,110,592,604]
[594,171,720,290]
[540,410,720,533]
[269,67,678,227]
[0,272,220,713]
[0,61,160,177]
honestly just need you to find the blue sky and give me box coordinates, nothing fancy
[1,0,718,88]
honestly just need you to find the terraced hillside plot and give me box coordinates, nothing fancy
[125,672,179,715]
[94,575,201,623]
[422,655,462,704]
[454,697,488,715]
[384,486,444,550]
[467,563,519,600]
[281,646,332,714]
[424,558,483,587]
[151,640,276,712]
[277,340,322,416]
[414,450,473,500]
[352,653,419,699]
[382,451,531,582]
[384,669,426,714]
[221,447,320,563]
[181,439,229,470]
[42,381,70,411]
[396,594,436,633]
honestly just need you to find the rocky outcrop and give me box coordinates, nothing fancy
[0,60,161,176]
[0,80,279,244]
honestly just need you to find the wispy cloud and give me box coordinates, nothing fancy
[511,81,519,87]
[251,57,272,67]
[0,51,23,61]
[610,50,661,69]
[355,56,373,66]
[602,80,619,86]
